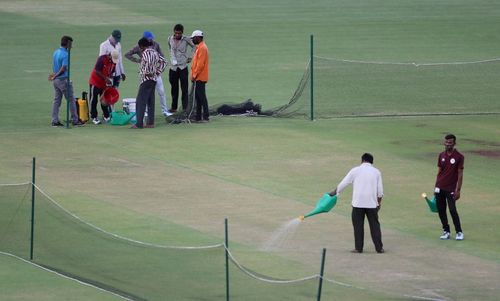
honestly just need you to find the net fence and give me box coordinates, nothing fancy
[0,182,447,300]
[0,183,361,301]
[265,56,500,119]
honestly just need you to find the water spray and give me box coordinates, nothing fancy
[299,193,337,221]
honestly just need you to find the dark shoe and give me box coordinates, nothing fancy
[51,121,64,127]
[377,249,385,254]
[350,249,363,253]
[72,120,84,126]
[170,108,177,113]
[130,125,143,129]
[145,124,155,128]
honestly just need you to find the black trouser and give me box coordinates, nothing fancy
[352,207,383,252]
[112,75,121,87]
[169,68,189,111]
[194,80,209,121]
[435,190,462,233]
[135,80,156,128]
[89,85,110,119]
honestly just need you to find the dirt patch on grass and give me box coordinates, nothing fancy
[469,150,500,159]
[463,139,500,147]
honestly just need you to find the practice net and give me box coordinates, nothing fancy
[0,183,353,301]
[265,56,500,118]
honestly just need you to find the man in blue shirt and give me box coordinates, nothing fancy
[48,35,82,127]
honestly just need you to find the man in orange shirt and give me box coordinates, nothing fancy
[190,30,210,122]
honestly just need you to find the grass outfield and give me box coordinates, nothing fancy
[1,0,500,300]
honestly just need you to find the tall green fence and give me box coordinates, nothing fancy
[265,37,500,119]
[0,181,342,301]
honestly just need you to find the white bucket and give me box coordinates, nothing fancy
[123,98,147,124]
[122,98,136,123]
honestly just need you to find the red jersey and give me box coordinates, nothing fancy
[435,149,464,192]
[89,55,115,89]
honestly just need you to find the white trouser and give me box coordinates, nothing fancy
[155,75,168,114]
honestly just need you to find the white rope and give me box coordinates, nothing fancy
[0,251,134,301]
[225,246,318,284]
[403,294,447,301]
[0,182,31,187]
[33,184,224,250]
[314,55,500,66]
[322,276,354,288]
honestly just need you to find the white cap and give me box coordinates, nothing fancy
[110,50,119,63]
[190,30,203,38]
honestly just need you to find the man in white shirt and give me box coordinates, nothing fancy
[329,153,384,253]
[99,30,126,87]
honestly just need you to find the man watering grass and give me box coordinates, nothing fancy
[328,153,384,254]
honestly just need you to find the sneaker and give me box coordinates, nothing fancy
[72,120,84,126]
[169,108,177,113]
[103,117,111,123]
[163,111,173,117]
[51,121,64,127]
[92,118,101,125]
[455,232,464,241]
[440,231,450,240]
[145,124,155,128]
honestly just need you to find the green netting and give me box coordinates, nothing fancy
[1,183,226,300]
[0,183,32,259]
[0,183,336,300]
[34,188,228,300]
[267,57,500,118]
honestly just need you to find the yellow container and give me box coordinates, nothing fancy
[77,98,89,122]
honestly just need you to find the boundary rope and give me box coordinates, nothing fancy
[33,183,224,250]
[0,182,31,186]
[314,55,500,66]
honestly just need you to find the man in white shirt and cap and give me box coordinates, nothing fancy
[99,29,126,87]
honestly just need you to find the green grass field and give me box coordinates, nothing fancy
[1,0,500,300]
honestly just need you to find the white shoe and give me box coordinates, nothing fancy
[92,118,101,125]
[104,117,111,123]
[440,231,450,240]
[455,232,464,241]
[163,111,173,117]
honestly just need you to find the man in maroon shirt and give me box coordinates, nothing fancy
[434,134,464,240]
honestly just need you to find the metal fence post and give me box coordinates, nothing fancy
[317,248,326,301]
[225,218,230,301]
[310,34,314,121]
[30,157,36,260]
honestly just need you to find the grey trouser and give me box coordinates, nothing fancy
[52,78,78,123]
[156,76,168,114]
